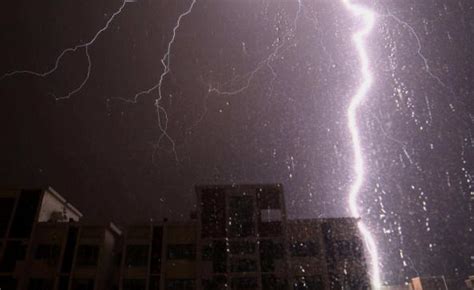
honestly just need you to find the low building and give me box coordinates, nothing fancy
[119,222,197,290]
[194,183,370,290]
[25,222,122,290]
[0,187,82,289]
[288,219,370,289]
[1,184,372,290]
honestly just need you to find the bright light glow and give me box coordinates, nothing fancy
[340,0,381,288]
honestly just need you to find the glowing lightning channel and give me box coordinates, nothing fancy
[341,0,381,288]
[0,0,128,101]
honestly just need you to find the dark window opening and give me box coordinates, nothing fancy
[230,258,257,272]
[260,240,284,272]
[229,241,256,255]
[202,276,227,290]
[125,244,149,267]
[0,240,27,272]
[123,279,146,290]
[262,275,288,290]
[34,244,61,265]
[228,196,255,238]
[58,276,70,290]
[28,278,53,290]
[75,245,100,267]
[290,241,319,257]
[202,241,226,273]
[231,277,258,290]
[166,279,195,290]
[293,276,323,290]
[71,279,95,290]
[167,244,196,260]
[201,189,225,238]
[258,221,282,237]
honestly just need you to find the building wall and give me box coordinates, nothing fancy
[1,185,372,290]
[37,188,82,223]
[196,184,288,290]
[119,222,197,290]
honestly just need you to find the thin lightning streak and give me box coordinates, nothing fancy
[341,0,381,288]
[208,0,303,97]
[0,0,128,100]
[208,33,294,97]
[118,0,198,162]
[384,11,448,89]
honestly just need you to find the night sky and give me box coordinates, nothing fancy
[0,0,472,286]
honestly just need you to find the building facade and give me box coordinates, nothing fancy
[194,184,370,290]
[119,222,197,290]
[0,185,371,290]
[0,187,82,289]
[0,188,122,290]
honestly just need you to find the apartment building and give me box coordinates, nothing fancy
[0,184,371,289]
[195,184,370,290]
[195,183,289,290]
[0,188,122,290]
[0,187,82,289]
[25,222,122,290]
[119,222,197,290]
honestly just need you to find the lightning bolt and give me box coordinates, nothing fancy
[384,11,448,90]
[341,0,381,288]
[207,0,303,98]
[117,0,198,163]
[0,0,128,101]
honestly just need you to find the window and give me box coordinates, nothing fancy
[262,275,288,290]
[260,240,284,272]
[228,196,255,238]
[202,241,226,273]
[257,186,281,209]
[202,276,227,290]
[258,221,282,237]
[71,279,94,290]
[230,258,257,272]
[125,244,149,267]
[0,276,17,289]
[0,240,27,272]
[293,276,323,290]
[229,241,255,255]
[260,209,282,222]
[28,279,53,290]
[201,189,226,238]
[334,239,363,260]
[231,277,258,290]
[290,241,319,257]
[167,244,195,260]
[58,276,70,290]
[166,279,195,290]
[149,277,160,290]
[75,245,99,267]
[35,244,61,264]
[123,279,146,290]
